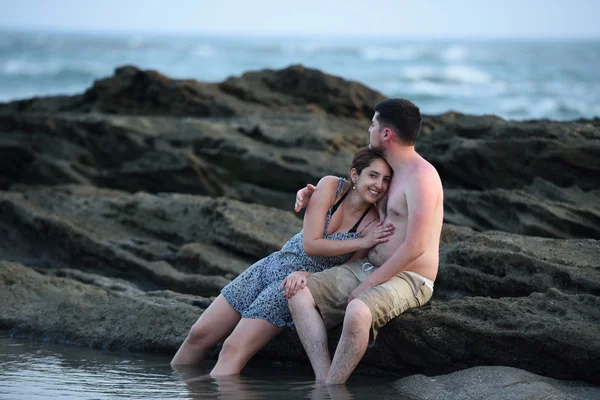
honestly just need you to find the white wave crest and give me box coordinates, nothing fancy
[443,65,490,83]
[360,46,423,61]
[442,45,468,62]
[401,65,437,81]
[1,59,62,76]
[400,64,491,84]
[0,59,95,78]
[194,44,216,58]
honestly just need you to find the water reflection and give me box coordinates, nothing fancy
[0,334,410,399]
[173,364,356,400]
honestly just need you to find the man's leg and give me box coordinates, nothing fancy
[289,286,331,381]
[171,295,241,366]
[325,299,372,384]
[210,318,282,376]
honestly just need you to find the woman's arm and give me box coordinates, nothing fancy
[302,176,392,257]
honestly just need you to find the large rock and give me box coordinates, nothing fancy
[0,65,599,391]
[0,187,598,385]
[1,112,599,238]
[0,64,385,119]
[2,66,599,237]
[416,115,600,191]
[0,185,301,296]
[0,110,366,209]
[394,366,600,400]
[219,65,385,119]
[444,179,600,239]
[0,261,197,350]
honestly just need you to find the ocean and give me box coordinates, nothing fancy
[1,29,599,121]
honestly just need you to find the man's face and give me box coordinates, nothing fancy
[368,112,384,151]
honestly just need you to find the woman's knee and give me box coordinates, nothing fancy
[187,321,212,344]
[218,336,244,361]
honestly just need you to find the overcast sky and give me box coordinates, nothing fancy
[1,0,599,38]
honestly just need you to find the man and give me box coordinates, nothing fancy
[289,98,444,384]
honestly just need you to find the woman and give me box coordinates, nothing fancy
[171,147,393,375]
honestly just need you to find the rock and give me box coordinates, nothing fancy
[1,66,599,238]
[444,179,600,239]
[394,366,600,400]
[0,261,197,351]
[219,64,386,119]
[0,111,362,209]
[1,187,598,384]
[0,65,599,391]
[416,115,600,191]
[0,64,384,119]
[435,229,600,300]
[0,185,302,296]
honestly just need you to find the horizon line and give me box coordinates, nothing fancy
[1,25,599,41]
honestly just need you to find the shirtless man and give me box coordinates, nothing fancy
[289,98,444,384]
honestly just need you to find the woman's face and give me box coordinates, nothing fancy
[352,158,392,203]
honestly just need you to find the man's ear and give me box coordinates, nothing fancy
[383,127,392,142]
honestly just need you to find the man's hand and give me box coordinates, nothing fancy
[348,280,376,303]
[281,271,311,298]
[294,184,316,212]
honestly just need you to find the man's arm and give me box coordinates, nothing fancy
[349,167,440,300]
[294,184,316,212]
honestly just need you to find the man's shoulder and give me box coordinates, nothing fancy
[406,158,443,195]
[412,157,440,180]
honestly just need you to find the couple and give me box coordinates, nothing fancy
[171,98,444,384]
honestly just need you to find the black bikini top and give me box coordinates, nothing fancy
[330,190,372,233]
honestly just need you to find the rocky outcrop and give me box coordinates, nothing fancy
[394,366,600,400]
[0,65,599,389]
[0,186,598,384]
[0,185,301,296]
[0,64,385,119]
[416,115,600,191]
[2,88,599,238]
[444,179,600,239]
[0,109,369,209]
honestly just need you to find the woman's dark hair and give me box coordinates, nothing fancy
[349,146,388,177]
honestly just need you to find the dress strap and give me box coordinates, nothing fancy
[330,177,348,215]
[323,177,347,235]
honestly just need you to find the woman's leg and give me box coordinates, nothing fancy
[171,295,241,366]
[210,318,282,376]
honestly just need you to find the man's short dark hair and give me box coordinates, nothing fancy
[374,99,422,145]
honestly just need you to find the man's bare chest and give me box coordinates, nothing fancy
[385,187,408,219]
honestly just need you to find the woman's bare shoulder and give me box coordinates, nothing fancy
[316,175,343,188]
[308,176,344,207]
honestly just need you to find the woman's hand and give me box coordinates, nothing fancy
[361,221,395,248]
[280,271,311,298]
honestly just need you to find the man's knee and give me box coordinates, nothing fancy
[288,286,315,313]
[343,299,372,333]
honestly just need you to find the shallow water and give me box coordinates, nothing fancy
[0,334,413,400]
